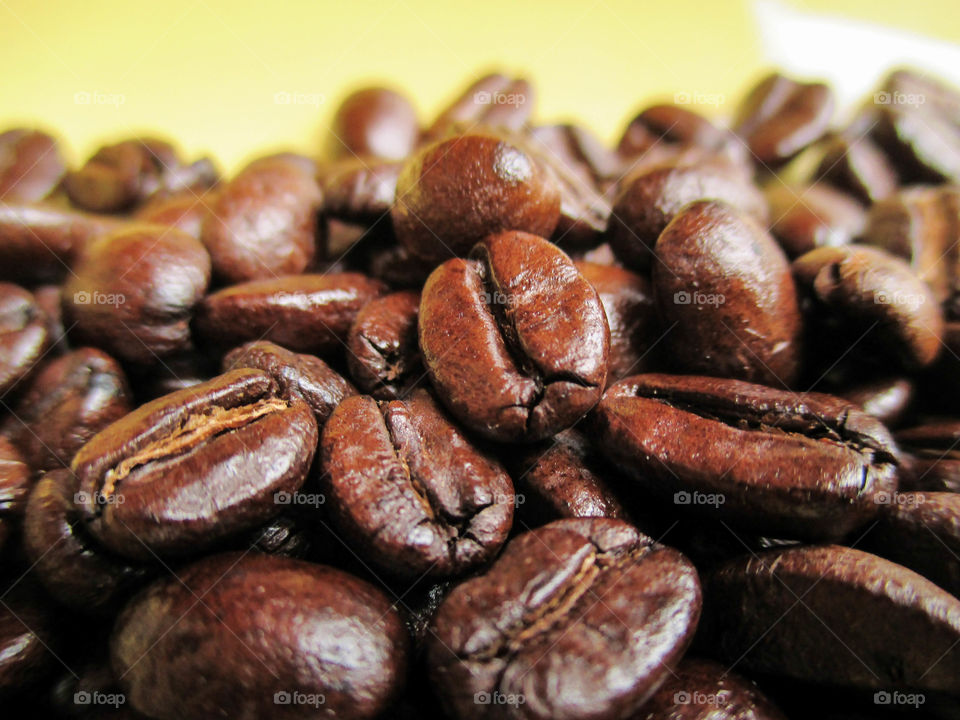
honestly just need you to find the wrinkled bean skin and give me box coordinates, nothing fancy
[329,86,420,161]
[702,545,960,694]
[654,201,802,386]
[392,133,561,265]
[765,183,865,259]
[427,518,702,720]
[0,435,31,553]
[63,224,211,365]
[347,290,423,399]
[419,230,609,442]
[592,374,899,540]
[111,553,409,720]
[0,128,65,202]
[321,390,514,577]
[72,368,318,560]
[201,154,319,283]
[0,283,49,396]
[194,273,385,356]
[2,348,132,473]
[427,73,534,139]
[223,340,356,425]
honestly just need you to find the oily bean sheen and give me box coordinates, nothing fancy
[427,518,702,720]
[0,128,65,202]
[703,545,960,694]
[419,230,609,442]
[392,133,561,265]
[346,290,422,399]
[194,273,385,356]
[592,374,899,540]
[321,390,514,578]
[329,86,420,161]
[111,553,408,720]
[654,201,802,386]
[0,283,49,396]
[63,224,211,365]
[72,368,317,560]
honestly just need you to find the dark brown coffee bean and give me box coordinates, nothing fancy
[531,123,623,188]
[23,468,148,611]
[321,390,514,577]
[365,240,434,288]
[0,283,49,396]
[793,244,944,370]
[813,132,898,205]
[702,545,960,694]
[392,133,561,265]
[245,514,312,558]
[427,73,534,139]
[319,156,401,224]
[201,154,320,283]
[329,86,420,161]
[607,162,768,272]
[1,348,131,473]
[134,187,218,239]
[63,224,210,366]
[654,201,802,386]
[426,518,701,720]
[592,374,899,540]
[896,420,960,493]
[32,284,68,356]
[72,368,317,559]
[419,230,609,442]
[619,104,731,157]
[222,340,356,425]
[111,552,408,720]
[765,183,865,258]
[347,290,422,399]
[635,657,787,720]
[575,261,657,385]
[0,581,57,694]
[733,72,834,167]
[0,128,65,202]
[0,435,30,553]
[194,273,385,357]
[65,137,217,213]
[840,376,913,428]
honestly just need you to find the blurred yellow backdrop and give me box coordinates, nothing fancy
[1,0,957,173]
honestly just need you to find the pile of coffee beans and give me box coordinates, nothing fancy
[2,67,960,719]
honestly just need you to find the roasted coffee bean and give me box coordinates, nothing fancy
[765,183,865,258]
[201,154,321,283]
[575,261,657,385]
[0,202,123,284]
[222,340,356,425]
[654,201,802,386]
[347,290,422,399]
[194,273,385,357]
[592,374,899,540]
[1,348,132,473]
[419,230,609,442]
[864,491,960,597]
[365,240,434,288]
[531,123,622,189]
[813,132,898,205]
[32,284,68,356]
[896,420,960,493]
[702,545,960,694]
[508,429,629,524]
[0,283,49,396]
[0,128,65,202]
[618,104,731,157]
[23,468,148,611]
[72,368,317,560]
[63,224,210,366]
[319,156,401,224]
[793,244,944,371]
[0,435,31,553]
[392,133,561,265]
[0,581,57,695]
[733,72,834,168]
[321,390,514,577]
[607,162,768,272]
[427,73,534,139]
[635,657,787,720]
[329,86,420,161]
[65,137,216,213]
[427,518,701,720]
[111,552,408,720]
[839,376,913,428]
[134,187,218,239]
[860,186,960,305]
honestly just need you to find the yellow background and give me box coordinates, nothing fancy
[1,0,958,173]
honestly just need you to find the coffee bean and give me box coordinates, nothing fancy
[592,374,899,540]
[419,230,609,442]
[0,435,30,553]
[839,376,913,428]
[765,183,865,259]
[72,368,317,559]
[0,283,49,396]
[0,581,57,694]
[531,123,623,190]
[319,156,402,224]
[427,518,701,720]
[347,290,422,399]
[427,73,534,139]
[32,284,69,356]
[111,552,408,720]
[654,201,802,386]
[329,86,420,161]
[0,129,65,202]
[813,132,898,205]
[895,420,960,493]
[134,187,218,239]
[321,390,514,577]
